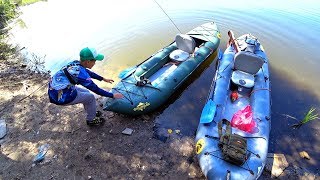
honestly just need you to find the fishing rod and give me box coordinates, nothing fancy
[152,0,221,49]
[153,0,182,34]
[154,0,220,44]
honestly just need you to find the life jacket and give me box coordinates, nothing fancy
[48,61,80,105]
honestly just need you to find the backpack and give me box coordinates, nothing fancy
[218,119,247,166]
[48,62,79,105]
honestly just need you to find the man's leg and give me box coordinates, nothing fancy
[66,86,96,122]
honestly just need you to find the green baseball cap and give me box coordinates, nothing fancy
[79,47,104,61]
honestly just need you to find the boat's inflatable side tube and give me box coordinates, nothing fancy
[250,63,271,136]
[157,41,217,89]
[196,41,218,59]
[134,44,177,78]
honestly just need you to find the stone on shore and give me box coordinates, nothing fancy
[0,119,7,139]
[122,128,133,135]
[265,153,289,178]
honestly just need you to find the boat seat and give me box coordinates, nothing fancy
[231,51,264,88]
[169,34,196,62]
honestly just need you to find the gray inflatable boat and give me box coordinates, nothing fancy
[195,32,271,180]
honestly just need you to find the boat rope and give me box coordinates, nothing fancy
[247,149,261,158]
[113,87,147,99]
[153,0,182,34]
[113,86,133,105]
[122,80,161,91]
[188,25,217,37]
[242,136,267,141]
[243,160,255,175]
[137,85,147,99]
[204,151,254,175]
[187,25,221,50]
[115,80,146,104]
[199,25,216,36]
[249,88,270,96]
[189,26,220,43]
[114,86,143,97]
[120,81,135,102]
[112,80,162,104]
[205,134,261,167]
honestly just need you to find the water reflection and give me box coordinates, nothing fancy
[269,67,320,173]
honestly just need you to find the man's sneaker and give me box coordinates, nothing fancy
[96,110,102,117]
[86,117,105,126]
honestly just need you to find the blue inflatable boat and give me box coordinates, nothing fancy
[195,31,271,180]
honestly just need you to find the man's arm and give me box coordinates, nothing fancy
[76,68,114,98]
[85,69,103,81]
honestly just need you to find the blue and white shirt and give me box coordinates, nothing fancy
[48,60,113,105]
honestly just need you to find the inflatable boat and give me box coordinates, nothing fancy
[103,22,220,116]
[195,31,271,180]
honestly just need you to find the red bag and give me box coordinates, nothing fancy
[231,105,256,133]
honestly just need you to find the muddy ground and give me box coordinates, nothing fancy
[0,59,317,179]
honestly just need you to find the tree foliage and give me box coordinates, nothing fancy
[0,0,45,60]
[0,0,20,60]
[0,0,19,29]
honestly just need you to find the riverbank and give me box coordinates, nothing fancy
[1,56,319,179]
[0,58,205,179]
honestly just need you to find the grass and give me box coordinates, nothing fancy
[20,0,46,6]
[291,107,319,129]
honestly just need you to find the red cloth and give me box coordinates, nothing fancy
[231,105,256,133]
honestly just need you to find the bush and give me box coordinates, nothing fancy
[0,0,20,60]
[0,0,19,28]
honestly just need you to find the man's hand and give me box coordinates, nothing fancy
[113,93,124,99]
[103,78,114,84]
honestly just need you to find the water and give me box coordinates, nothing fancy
[10,0,320,174]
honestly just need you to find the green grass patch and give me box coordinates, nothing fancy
[292,107,319,129]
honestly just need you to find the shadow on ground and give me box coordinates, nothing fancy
[0,62,205,179]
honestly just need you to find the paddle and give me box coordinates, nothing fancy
[118,66,138,79]
[227,30,240,53]
[118,53,156,79]
[200,99,217,124]
[199,49,223,124]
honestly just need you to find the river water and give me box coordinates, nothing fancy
[10,0,320,174]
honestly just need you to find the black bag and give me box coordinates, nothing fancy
[218,119,247,165]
